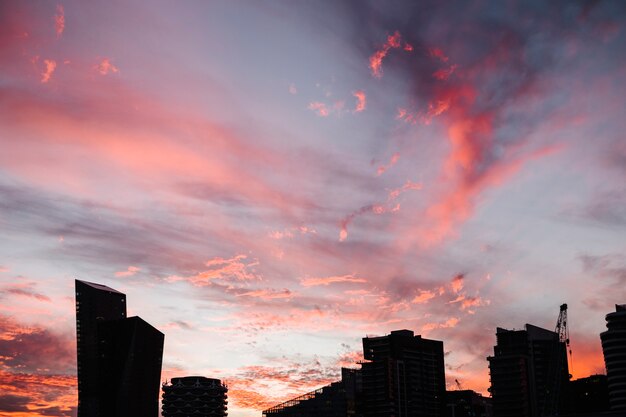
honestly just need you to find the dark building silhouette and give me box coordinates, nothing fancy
[600,304,626,411]
[487,324,568,417]
[162,376,228,417]
[262,368,362,417]
[75,279,164,417]
[566,374,609,414]
[361,329,445,417]
[445,390,492,417]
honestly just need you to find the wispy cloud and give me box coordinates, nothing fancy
[300,274,366,287]
[115,265,140,277]
[54,4,65,38]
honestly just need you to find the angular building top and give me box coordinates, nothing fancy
[75,279,164,417]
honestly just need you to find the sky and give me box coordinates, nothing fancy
[1,0,625,416]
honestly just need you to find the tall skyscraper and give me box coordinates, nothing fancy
[601,304,626,411]
[487,324,568,417]
[162,376,228,417]
[361,329,445,417]
[75,279,164,417]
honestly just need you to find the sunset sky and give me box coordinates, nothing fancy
[1,1,626,416]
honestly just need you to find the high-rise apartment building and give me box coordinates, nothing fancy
[487,324,568,417]
[361,329,445,417]
[162,376,228,417]
[262,368,361,417]
[601,304,626,411]
[75,279,164,417]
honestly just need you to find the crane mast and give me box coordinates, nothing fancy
[555,303,573,377]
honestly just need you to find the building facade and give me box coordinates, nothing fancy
[601,304,626,411]
[75,279,164,417]
[262,368,361,417]
[445,390,492,417]
[162,376,228,417]
[487,324,568,417]
[566,374,609,414]
[361,329,445,417]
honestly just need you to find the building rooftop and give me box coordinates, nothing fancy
[76,279,124,294]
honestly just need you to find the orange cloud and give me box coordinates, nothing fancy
[40,59,56,83]
[114,265,140,277]
[451,274,464,294]
[300,274,366,287]
[353,90,366,112]
[95,58,119,75]
[412,290,436,304]
[54,4,65,38]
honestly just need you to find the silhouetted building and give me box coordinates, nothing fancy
[262,368,362,417]
[75,279,164,417]
[487,324,568,417]
[445,390,492,417]
[600,304,626,411]
[566,374,609,414]
[162,376,228,417]
[361,329,445,417]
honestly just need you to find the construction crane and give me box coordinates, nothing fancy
[455,379,463,391]
[555,303,573,378]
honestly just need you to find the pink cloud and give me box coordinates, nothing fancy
[167,255,260,286]
[114,265,140,277]
[422,317,459,332]
[41,59,56,83]
[54,4,65,38]
[288,83,297,94]
[353,90,366,112]
[237,289,293,300]
[95,58,119,75]
[300,274,366,287]
[0,266,8,273]
[1,282,51,302]
[376,153,400,176]
[308,101,329,117]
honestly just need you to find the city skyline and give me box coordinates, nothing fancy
[1,1,626,416]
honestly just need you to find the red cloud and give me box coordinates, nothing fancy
[369,31,413,78]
